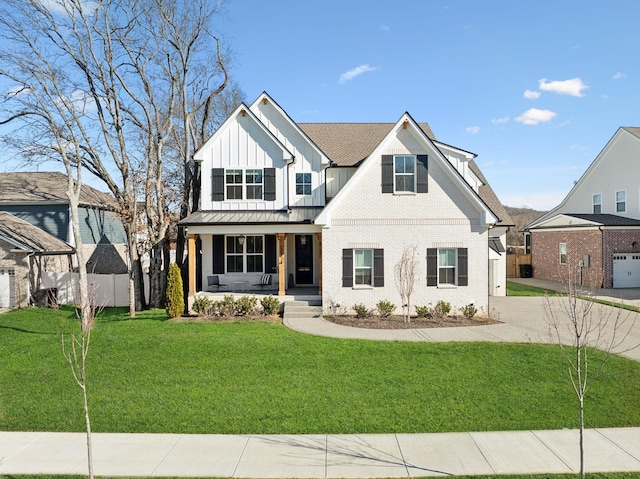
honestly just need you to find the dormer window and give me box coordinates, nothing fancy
[226,170,243,199]
[296,173,312,195]
[246,169,263,199]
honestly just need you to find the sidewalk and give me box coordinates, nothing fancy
[2,428,640,477]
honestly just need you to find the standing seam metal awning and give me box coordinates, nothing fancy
[179,208,324,226]
[489,237,505,255]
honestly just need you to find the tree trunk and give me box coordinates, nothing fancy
[147,239,166,308]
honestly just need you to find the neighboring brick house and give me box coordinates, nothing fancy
[0,172,128,274]
[180,92,513,313]
[0,211,74,307]
[525,127,640,288]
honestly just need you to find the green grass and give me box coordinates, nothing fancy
[2,306,640,434]
[506,280,552,296]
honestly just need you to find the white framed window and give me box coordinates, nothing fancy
[354,249,373,286]
[593,193,602,214]
[394,155,415,192]
[296,173,312,195]
[616,190,626,212]
[246,169,263,199]
[226,169,243,200]
[438,249,457,285]
[226,235,264,273]
[559,243,567,264]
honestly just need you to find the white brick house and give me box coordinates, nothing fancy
[180,92,513,313]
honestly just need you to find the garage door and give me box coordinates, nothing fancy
[0,268,15,308]
[613,254,640,288]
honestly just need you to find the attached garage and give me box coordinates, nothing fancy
[613,254,640,288]
[0,268,15,307]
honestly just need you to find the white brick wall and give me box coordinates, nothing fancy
[321,132,490,315]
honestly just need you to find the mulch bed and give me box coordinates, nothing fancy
[324,314,501,329]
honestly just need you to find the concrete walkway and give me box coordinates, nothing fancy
[2,428,640,477]
[3,282,640,477]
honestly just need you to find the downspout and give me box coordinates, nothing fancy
[600,226,605,288]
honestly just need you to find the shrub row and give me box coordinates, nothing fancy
[351,299,477,319]
[192,295,281,317]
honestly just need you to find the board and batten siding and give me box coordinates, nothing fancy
[199,114,290,211]
[251,100,326,208]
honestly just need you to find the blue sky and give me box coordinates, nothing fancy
[220,0,640,211]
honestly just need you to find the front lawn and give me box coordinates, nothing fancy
[2,306,640,434]
[506,280,551,296]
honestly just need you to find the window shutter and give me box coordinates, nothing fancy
[342,249,353,287]
[416,155,428,193]
[212,168,224,202]
[265,235,277,273]
[212,235,225,274]
[427,248,437,286]
[381,155,393,193]
[373,249,384,287]
[264,168,276,201]
[458,248,468,286]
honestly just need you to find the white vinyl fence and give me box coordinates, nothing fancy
[42,272,150,307]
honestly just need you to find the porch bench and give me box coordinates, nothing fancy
[253,274,272,289]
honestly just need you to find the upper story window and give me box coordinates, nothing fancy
[225,170,243,200]
[296,173,312,195]
[394,155,415,192]
[212,168,276,202]
[382,155,428,194]
[593,194,602,214]
[246,169,263,199]
[559,242,567,264]
[616,191,626,212]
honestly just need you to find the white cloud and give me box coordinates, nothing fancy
[39,0,98,15]
[466,126,480,134]
[5,85,31,98]
[491,116,509,124]
[515,108,557,125]
[613,72,626,80]
[380,25,390,31]
[338,65,377,84]
[55,89,97,114]
[538,78,588,97]
[523,90,541,100]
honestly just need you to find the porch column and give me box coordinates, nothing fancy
[188,234,197,297]
[315,232,323,295]
[277,233,286,296]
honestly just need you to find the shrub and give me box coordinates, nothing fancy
[352,303,371,318]
[218,295,237,317]
[376,300,395,318]
[461,303,477,319]
[165,263,185,318]
[236,295,258,316]
[433,300,451,318]
[192,296,212,315]
[261,295,281,316]
[415,305,430,318]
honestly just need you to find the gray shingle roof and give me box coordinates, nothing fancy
[622,127,640,139]
[0,172,116,207]
[564,213,640,226]
[298,123,435,167]
[0,211,74,254]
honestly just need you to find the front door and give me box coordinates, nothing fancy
[295,235,313,285]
